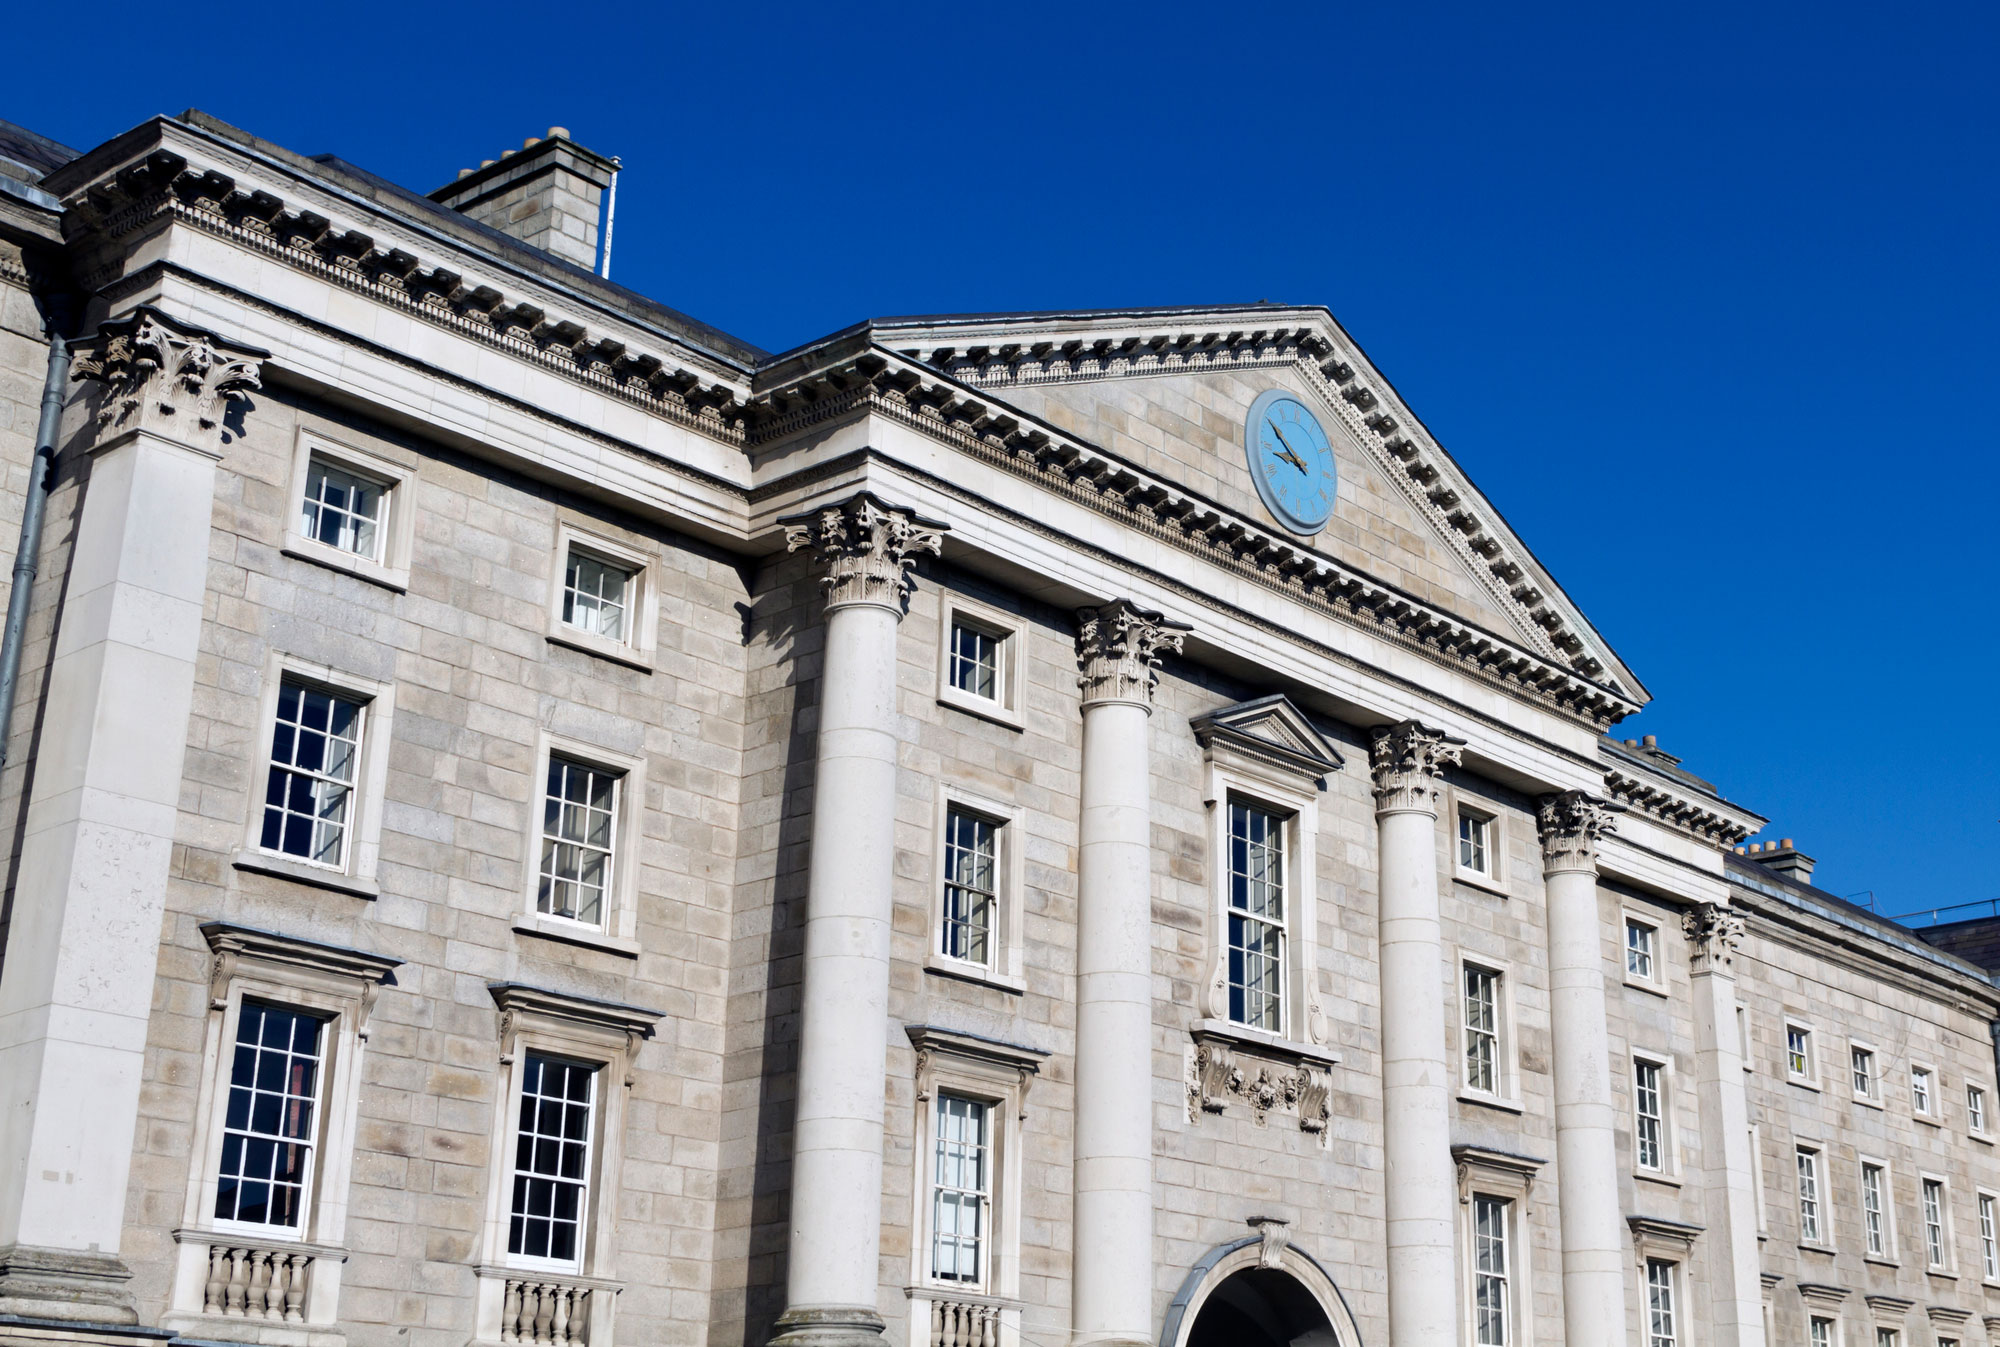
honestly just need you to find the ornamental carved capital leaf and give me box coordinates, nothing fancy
[1682,901,1746,974]
[1075,598,1188,709]
[1367,720,1465,815]
[780,491,945,612]
[1536,790,1626,873]
[71,306,265,456]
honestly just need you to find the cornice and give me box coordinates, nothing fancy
[1602,765,1762,846]
[55,145,753,443]
[751,348,1642,730]
[1728,882,2000,1014]
[886,319,1628,696]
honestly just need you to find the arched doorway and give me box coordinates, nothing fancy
[1185,1266,1339,1347]
[1162,1228,1365,1347]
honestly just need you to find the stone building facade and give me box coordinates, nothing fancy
[0,110,1993,1347]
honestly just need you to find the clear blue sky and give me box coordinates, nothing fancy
[12,2,1995,917]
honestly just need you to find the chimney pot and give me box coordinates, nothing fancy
[548,126,570,140]
[1625,738,1639,748]
[524,137,541,149]
[481,159,495,168]
[1781,837,1794,849]
[500,149,515,159]
[457,168,471,180]
[1642,735,1657,749]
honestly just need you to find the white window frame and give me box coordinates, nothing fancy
[1785,1018,1820,1089]
[1911,1064,1940,1123]
[545,522,658,671]
[1631,1050,1678,1179]
[1849,1041,1880,1106]
[927,786,1027,993]
[1643,1257,1679,1347]
[1199,771,1324,1052]
[1977,1189,2000,1283]
[1450,794,1504,893]
[1809,1314,1842,1347]
[164,924,397,1337]
[1454,1146,1540,1347]
[516,732,647,956]
[935,592,1028,730]
[1796,1144,1830,1247]
[1873,1328,1899,1347]
[472,984,656,1347]
[282,429,416,592]
[233,653,395,900]
[905,1025,1043,1342]
[1859,1156,1897,1262]
[1623,911,1665,994]
[1969,1083,1991,1141]
[1456,955,1520,1109]
[1920,1173,1953,1272]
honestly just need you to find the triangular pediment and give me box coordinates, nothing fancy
[869,306,1643,704]
[1191,695,1344,782]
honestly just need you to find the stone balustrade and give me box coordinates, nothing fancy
[201,1242,313,1322]
[928,1296,999,1347]
[500,1276,595,1345]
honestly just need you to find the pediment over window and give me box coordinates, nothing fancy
[1191,694,1344,786]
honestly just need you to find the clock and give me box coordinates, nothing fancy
[1245,388,1337,535]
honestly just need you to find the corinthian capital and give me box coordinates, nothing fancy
[1075,599,1188,709]
[780,491,946,612]
[1682,902,1746,975]
[1536,790,1626,874]
[1368,720,1465,816]
[71,306,266,457]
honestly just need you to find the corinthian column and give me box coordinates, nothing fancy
[0,309,262,1326]
[1536,790,1629,1347]
[1071,599,1185,1347]
[1369,721,1464,1347]
[1685,903,1765,1347]
[774,492,944,1347]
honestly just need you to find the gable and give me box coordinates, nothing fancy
[876,308,1641,700]
[1190,694,1345,784]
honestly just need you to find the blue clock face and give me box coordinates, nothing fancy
[1245,389,1337,534]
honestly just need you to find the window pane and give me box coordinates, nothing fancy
[1863,1164,1886,1255]
[507,1054,596,1268]
[1458,813,1488,874]
[1227,803,1285,1032]
[537,758,619,927]
[301,459,385,559]
[1645,1260,1676,1347]
[214,1003,326,1230]
[931,1094,991,1284]
[1797,1150,1821,1243]
[1634,1061,1663,1171]
[562,550,633,642]
[262,680,365,868]
[1625,921,1653,979]
[1473,1195,1509,1346]
[948,622,999,701]
[1464,967,1498,1095]
[941,808,998,966]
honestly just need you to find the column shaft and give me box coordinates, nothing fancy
[1370,722,1463,1347]
[0,311,259,1326]
[1538,792,1629,1346]
[1070,600,1182,1347]
[775,494,943,1347]
[1688,905,1765,1347]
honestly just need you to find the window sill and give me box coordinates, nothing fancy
[1915,1114,1943,1129]
[283,536,409,593]
[1622,976,1669,1000]
[232,850,379,900]
[1457,1091,1523,1115]
[1637,1170,1684,1190]
[546,628,655,673]
[1852,1095,1883,1110]
[1787,1075,1823,1093]
[1451,870,1509,899]
[1189,1018,1340,1069]
[924,955,1026,995]
[512,915,640,958]
[1924,1267,1959,1281]
[1864,1254,1901,1269]
[1797,1242,1838,1257]
[936,688,1025,731]
[1970,1131,1994,1146]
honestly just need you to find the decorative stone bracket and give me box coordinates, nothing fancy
[1184,1028,1335,1141]
[72,305,266,457]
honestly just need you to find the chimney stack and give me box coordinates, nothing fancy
[1737,837,1818,887]
[430,127,617,272]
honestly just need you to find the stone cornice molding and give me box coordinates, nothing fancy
[1925,1305,1971,1329]
[757,347,1641,729]
[1682,902,1746,976]
[1601,750,1763,846]
[1795,1283,1850,1309]
[1075,599,1188,709]
[780,491,946,613]
[72,305,265,456]
[1368,720,1464,816]
[56,145,752,442]
[1535,790,1625,874]
[880,315,1630,694]
[1727,883,2000,1015]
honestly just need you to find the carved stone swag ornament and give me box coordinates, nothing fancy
[1074,598,1189,707]
[71,305,265,457]
[1186,1037,1332,1140]
[780,490,945,612]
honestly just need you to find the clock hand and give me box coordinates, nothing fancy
[1268,421,1310,473]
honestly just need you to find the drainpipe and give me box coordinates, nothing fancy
[0,321,71,767]
[598,156,620,280]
